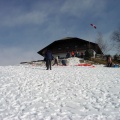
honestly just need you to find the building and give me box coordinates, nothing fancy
[37,37,103,58]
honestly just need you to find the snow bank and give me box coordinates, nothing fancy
[67,57,82,65]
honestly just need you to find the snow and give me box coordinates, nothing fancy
[67,57,81,65]
[0,58,120,120]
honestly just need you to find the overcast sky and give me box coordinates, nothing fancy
[0,0,120,65]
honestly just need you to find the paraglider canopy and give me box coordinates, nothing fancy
[90,24,96,29]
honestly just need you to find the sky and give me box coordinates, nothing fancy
[0,0,120,66]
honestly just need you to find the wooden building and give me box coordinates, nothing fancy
[37,37,103,58]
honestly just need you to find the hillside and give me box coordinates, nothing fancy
[0,64,120,119]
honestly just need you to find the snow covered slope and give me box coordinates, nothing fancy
[0,65,120,120]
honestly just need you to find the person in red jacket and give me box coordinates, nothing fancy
[71,51,74,57]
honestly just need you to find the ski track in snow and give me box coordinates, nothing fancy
[0,65,120,120]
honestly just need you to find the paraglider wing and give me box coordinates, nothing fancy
[90,24,96,29]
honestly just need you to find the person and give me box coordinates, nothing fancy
[75,50,79,57]
[53,56,59,66]
[107,56,113,67]
[62,60,66,66]
[66,51,70,58]
[71,51,74,57]
[81,52,84,58]
[45,50,53,70]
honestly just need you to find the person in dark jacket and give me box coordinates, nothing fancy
[45,50,53,70]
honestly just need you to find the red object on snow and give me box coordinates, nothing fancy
[75,63,95,68]
[90,24,96,29]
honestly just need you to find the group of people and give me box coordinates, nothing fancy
[44,50,81,70]
[44,50,114,70]
[66,51,84,58]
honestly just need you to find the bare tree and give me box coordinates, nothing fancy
[95,32,112,54]
[111,28,120,52]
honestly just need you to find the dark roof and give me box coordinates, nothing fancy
[38,37,103,56]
